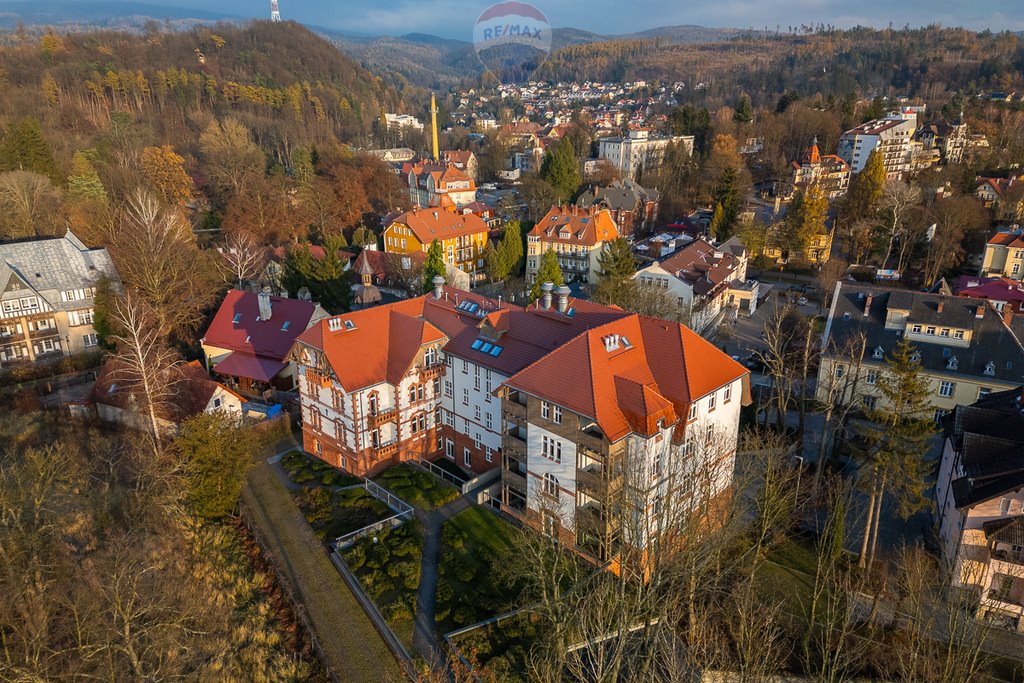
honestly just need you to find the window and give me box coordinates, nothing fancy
[953,330,965,340]
[708,392,717,412]
[474,405,481,422]
[940,328,950,337]
[723,384,732,403]
[445,410,454,427]
[411,415,419,434]
[979,387,992,400]
[541,401,550,420]
[688,404,697,421]
[417,385,424,401]
[213,397,223,409]
[1000,497,1012,515]
[863,395,876,410]
[462,359,468,374]
[485,378,492,402]
[474,434,481,449]
[474,374,480,390]
[984,362,996,377]
[485,412,493,430]
[933,408,949,424]
[541,436,562,463]
[938,381,955,398]
[463,388,469,405]
[911,324,922,333]
[553,405,562,424]
[444,381,453,398]
[705,424,714,446]
[424,347,437,366]
[834,365,845,379]
[873,346,885,360]
[926,326,936,335]
[408,386,417,403]
[464,448,472,467]
[446,439,454,459]
[542,473,559,497]
[83,333,98,348]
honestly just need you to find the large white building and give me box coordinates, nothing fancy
[837,115,916,179]
[598,130,694,180]
[290,279,749,565]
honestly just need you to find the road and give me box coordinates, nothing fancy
[242,441,402,683]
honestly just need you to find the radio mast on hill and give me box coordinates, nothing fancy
[270,0,281,22]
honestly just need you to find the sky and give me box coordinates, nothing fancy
[63,0,1024,37]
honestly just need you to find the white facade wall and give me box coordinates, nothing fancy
[442,354,505,466]
[526,421,578,531]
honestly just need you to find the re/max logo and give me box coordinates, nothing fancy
[482,24,544,40]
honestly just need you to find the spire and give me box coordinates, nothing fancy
[430,93,440,162]
[808,136,821,165]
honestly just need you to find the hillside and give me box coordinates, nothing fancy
[0,0,234,31]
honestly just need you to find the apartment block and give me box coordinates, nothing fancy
[837,115,916,179]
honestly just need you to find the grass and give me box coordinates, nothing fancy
[373,463,459,510]
[757,535,820,618]
[281,450,359,488]
[242,460,401,681]
[448,611,543,682]
[295,486,392,542]
[436,507,522,634]
[342,521,424,649]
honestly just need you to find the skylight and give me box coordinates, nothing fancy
[232,313,242,324]
[281,321,291,331]
[480,342,493,353]
[471,339,483,350]
[344,320,356,331]
[489,345,503,356]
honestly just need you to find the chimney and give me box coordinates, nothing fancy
[976,304,986,319]
[540,281,555,310]
[432,275,445,300]
[556,285,571,313]
[863,293,873,317]
[936,298,944,314]
[1003,305,1015,326]
[258,286,272,321]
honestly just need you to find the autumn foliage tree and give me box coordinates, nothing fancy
[140,144,193,205]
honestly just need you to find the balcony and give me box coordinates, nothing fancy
[29,325,59,340]
[504,392,527,420]
[577,468,603,495]
[368,406,398,429]
[578,428,605,454]
[504,468,527,493]
[418,364,443,381]
[373,440,399,458]
[504,432,527,460]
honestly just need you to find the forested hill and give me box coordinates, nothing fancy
[0,21,402,160]
[535,27,1024,106]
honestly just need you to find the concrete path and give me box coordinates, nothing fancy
[243,439,402,682]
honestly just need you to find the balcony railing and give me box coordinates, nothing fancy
[368,406,398,428]
[578,429,604,453]
[504,469,527,493]
[993,549,1024,566]
[504,394,527,420]
[373,440,399,458]
[504,434,527,460]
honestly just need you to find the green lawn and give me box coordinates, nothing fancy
[757,535,822,618]
[342,520,424,649]
[281,450,359,488]
[295,486,392,542]
[436,507,522,634]
[448,611,542,682]
[373,463,460,510]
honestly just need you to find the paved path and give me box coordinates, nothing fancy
[243,439,401,682]
[410,493,474,663]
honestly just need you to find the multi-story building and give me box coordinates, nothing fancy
[981,229,1024,280]
[575,179,660,238]
[597,129,694,180]
[786,140,851,200]
[955,275,1024,313]
[935,387,1024,631]
[384,113,424,132]
[441,150,479,180]
[0,230,118,367]
[405,161,478,210]
[916,119,968,165]
[837,115,916,179]
[761,228,834,265]
[817,283,1024,417]
[291,280,749,564]
[632,237,755,333]
[975,178,1024,224]
[526,205,619,285]
[383,208,489,281]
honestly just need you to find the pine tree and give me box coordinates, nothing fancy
[594,237,638,308]
[855,337,935,568]
[422,239,447,294]
[529,249,565,301]
[734,93,754,124]
[67,152,107,202]
[784,185,828,256]
[0,117,60,184]
[843,149,886,224]
[711,167,742,240]
[539,139,581,202]
[175,411,255,519]
[498,219,524,278]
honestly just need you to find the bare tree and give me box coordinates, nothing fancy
[878,180,921,268]
[813,332,867,492]
[0,170,64,239]
[220,229,266,290]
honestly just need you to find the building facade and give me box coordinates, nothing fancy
[526,205,619,285]
[981,230,1024,281]
[935,388,1024,631]
[384,208,489,281]
[406,162,478,210]
[787,141,851,200]
[817,283,1024,417]
[837,115,916,179]
[575,179,661,238]
[0,231,118,368]
[597,130,694,180]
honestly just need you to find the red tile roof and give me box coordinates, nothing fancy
[656,239,740,296]
[213,352,287,383]
[389,208,489,246]
[530,205,618,246]
[202,289,317,363]
[91,359,241,422]
[987,229,1024,248]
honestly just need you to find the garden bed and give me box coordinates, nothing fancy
[295,486,392,542]
[281,450,358,488]
[447,611,542,682]
[342,520,424,647]
[436,508,522,634]
[373,463,459,510]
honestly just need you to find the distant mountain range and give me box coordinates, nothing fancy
[0,1,232,29]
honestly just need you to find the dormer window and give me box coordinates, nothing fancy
[281,321,291,332]
[985,362,996,377]
[872,346,884,360]
[946,356,958,371]
[327,318,342,332]
[910,351,921,363]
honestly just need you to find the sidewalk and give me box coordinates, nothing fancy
[243,438,401,682]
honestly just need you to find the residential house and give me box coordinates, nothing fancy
[632,237,755,333]
[91,359,245,432]
[405,161,478,210]
[817,284,1024,417]
[526,206,619,285]
[917,119,968,165]
[761,226,834,265]
[975,178,1024,224]
[383,208,489,281]
[0,230,119,367]
[290,279,749,566]
[353,248,470,295]
[837,115,916,179]
[201,289,325,396]
[981,229,1024,280]
[441,150,479,180]
[935,387,1024,631]
[787,140,851,200]
[575,179,661,238]
[597,129,694,180]
[955,275,1024,313]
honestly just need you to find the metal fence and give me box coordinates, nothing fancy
[362,479,414,517]
[415,456,468,489]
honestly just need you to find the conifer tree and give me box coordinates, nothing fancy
[67,152,107,202]
[593,237,637,306]
[539,139,581,203]
[734,93,754,124]
[855,337,935,568]
[784,185,828,256]
[529,249,565,301]
[422,239,447,294]
[0,117,60,184]
[842,149,886,225]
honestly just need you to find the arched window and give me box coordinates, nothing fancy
[424,346,437,366]
[542,473,559,498]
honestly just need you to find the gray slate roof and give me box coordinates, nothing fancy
[0,231,118,312]
[823,283,1024,386]
[576,179,660,212]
